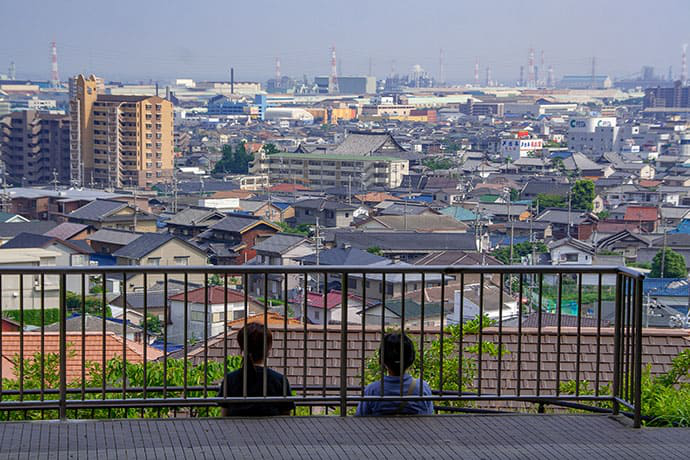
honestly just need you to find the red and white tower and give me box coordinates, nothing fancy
[474,58,480,86]
[328,45,339,94]
[50,41,60,87]
[528,48,535,88]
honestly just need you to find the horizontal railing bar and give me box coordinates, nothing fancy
[0,264,641,277]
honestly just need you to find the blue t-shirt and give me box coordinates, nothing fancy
[355,374,434,416]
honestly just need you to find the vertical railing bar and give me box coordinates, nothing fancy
[340,273,348,416]
[419,273,425,397]
[536,273,543,398]
[477,273,483,396]
[19,274,24,402]
[458,272,464,397]
[400,273,405,397]
[101,272,106,400]
[58,273,67,420]
[517,273,523,397]
[595,273,602,397]
[625,277,632,403]
[263,273,268,398]
[163,273,168,399]
[380,272,386,402]
[223,273,228,402]
[575,273,582,396]
[322,273,327,401]
[627,277,634,403]
[243,273,249,399]
[122,271,127,405]
[0,274,3,402]
[183,272,188,400]
[203,273,209,399]
[80,273,85,402]
[302,273,307,399]
[283,273,288,398]
[360,274,366,398]
[612,272,622,415]
[439,272,445,395]
[556,273,562,396]
[497,272,503,397]
[41,273,46,403]
[633,277,644,428]
[142,273,148,403]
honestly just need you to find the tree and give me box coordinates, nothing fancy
[212,142,252,174]
[650,248,687,278]
[536,193,566,209]
[423,157,454,171]
[262,143,281,155]
[571,179,595,212]
[492,242,548,265]
[367,246,383,256]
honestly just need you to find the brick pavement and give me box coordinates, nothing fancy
[0,414,688,459]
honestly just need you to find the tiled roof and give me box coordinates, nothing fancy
[207,214,277,233]
[269,183,310,193]
[43,222,88,240]
[299,247,388,266]
[166,207,223,226]
[334,231,477,252]
[0,332,162,383]
[87,229,142,246]
[68,199,127,221]
[169,286,246,304]
[0,221,58,239]
[226,312,302,329]
[112,233,176,259]
[253,233,309,255]
[624,206,658,222]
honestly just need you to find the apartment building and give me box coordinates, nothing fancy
[0,110,70,186]
[69,74,174,189]
[254,152,408,190]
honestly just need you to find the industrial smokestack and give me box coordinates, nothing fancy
[230,67,234,95]
[165,85,170,100]
[155,82,159,97]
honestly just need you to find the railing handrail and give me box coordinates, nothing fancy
[0,264,645,278]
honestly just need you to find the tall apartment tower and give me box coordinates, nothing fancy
[69,74,174,189]
[0,110,71,186]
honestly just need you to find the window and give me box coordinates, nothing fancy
[211,312,224,323]
[314,310,320,320]
[174,256,189,266]
[233,310,245,321]
[564,253,579,262]
[146,257,161,265]
[190,311,205,322]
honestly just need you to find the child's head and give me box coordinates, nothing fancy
[381,333,415,376]
[237,323,272,365]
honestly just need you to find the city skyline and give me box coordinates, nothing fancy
[1,0,689,83]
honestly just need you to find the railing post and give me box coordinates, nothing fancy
[340,273,348,416]
[612,272,622,416]
[633,277,644,428]
[59,273,67,420]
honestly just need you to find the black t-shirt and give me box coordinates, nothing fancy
[217,366,295,416]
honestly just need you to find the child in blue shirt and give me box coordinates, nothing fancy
[356,333,434,416]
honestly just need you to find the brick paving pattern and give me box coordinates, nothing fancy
[0,414,687,459]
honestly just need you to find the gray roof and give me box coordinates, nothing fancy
[536,209,590,225]
[44,314,144,336]
[112,233,177,259]
[3,232,59,249]
[69,199,127,221]
[293,199,356,211]
[329,131,405,156]
[253,233,309,255]
[207,214,266,233]
[43,222,88,240]
[0,221,58,239]
[562,153,603,171]
[334,231,477,252]
[88,229,142,246]
[166,207,224,226]
[299,247,388,265]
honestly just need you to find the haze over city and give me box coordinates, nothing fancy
[1,0,690,82]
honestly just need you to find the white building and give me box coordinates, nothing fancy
[567,117,620,157]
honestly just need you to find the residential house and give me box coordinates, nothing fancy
[0,221,58,245]
[287,290,369,325]
[596,230,652,263]
[248,233,315,298]
[0,248,62,309]
[195,214,280,264]
[87,228,142,261]
[623,206,659,233]
[113,233,208,289]
[165,207,225,239]
[354,214,468,232]
[67,199,157,232]
[289,199,356,228]
[43,222,92,241]
[168,286,263,344]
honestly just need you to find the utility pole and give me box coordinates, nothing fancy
[567,191,572,238]
[315,217,321,266]
[132,179,138,231]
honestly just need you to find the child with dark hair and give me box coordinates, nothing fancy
[217,323,295,416]
[356,333,434,416]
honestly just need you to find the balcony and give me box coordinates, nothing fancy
[0,264,683,457]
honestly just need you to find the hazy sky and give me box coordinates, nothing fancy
[1,0,689,84]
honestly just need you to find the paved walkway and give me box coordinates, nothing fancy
[0,414,687,459]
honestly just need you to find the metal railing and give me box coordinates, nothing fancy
[0,265,645,426]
